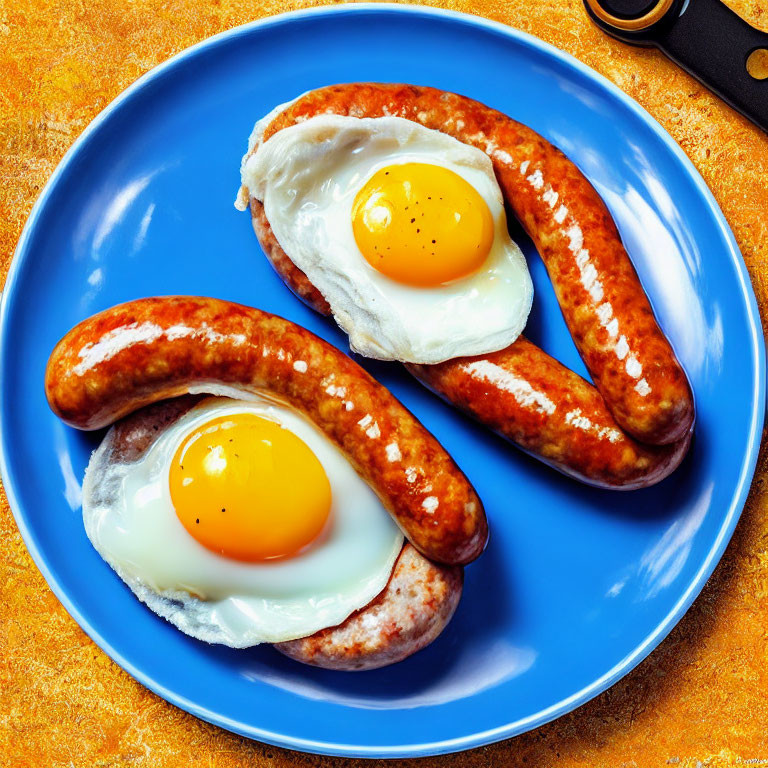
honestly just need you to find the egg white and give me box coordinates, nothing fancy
[82,395,404,647]
[239,112,533,364]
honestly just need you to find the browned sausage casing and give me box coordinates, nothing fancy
[251,208,690,489]
[408,339,690,490]
[45,296,487,566]
[257,83,694,447]
[275,543,463,670]
[252,206,692,489]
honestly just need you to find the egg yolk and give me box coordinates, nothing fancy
[351,163,494,287]
[169,413,332,562]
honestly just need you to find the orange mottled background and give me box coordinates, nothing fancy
[1,1,768,766]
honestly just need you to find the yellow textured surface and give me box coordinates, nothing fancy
[1,0,768,765]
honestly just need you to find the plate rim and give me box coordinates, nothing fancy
[1,3,765,758]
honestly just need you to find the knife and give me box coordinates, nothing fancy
[583,0,768,133]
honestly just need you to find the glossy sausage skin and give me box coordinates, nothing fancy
[408,339,690,490]
[251,193,690,489]
[257,83,694,446]
[275,543,462,670]
[45,296,487,566]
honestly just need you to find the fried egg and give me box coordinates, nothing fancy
[82,394,403,647]
[239,112,533,364]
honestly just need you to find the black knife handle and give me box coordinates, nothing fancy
[584,0,768,133]
[657,0,768,131]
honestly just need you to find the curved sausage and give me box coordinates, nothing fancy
[45,296,487,566]
[250,179,690,490]
[408,339,690,490]
[254,83,694,446]
[275,543,462,670]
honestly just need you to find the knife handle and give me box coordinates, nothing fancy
[658,0,768,131]
[584,0,768,133]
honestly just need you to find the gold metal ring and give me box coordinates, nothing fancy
[585,0,676,31]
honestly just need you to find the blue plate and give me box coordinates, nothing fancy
[1,5,764,758]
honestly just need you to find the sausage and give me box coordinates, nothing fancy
[254,83,694,446]
[408,339,690,490]
[45,296,487,566]
[250,203,689,487]
[96,396,462,669]
[251,198,330,316]
[275,542,462,670]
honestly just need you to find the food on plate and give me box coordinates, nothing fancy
[239,111,532,365]
[237,83,695,488]
[409,339,691,490]
[45,296,485,669]
[45,297,485,564]
[276,542,463,670]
